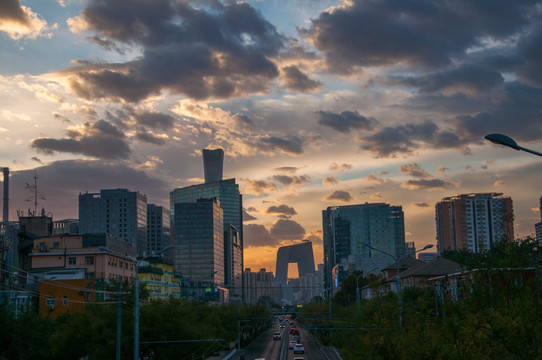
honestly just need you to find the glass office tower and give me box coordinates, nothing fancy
[174,198,225,286]
[170,178,243,301]
[322,203,406,293]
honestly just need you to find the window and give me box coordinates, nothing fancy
[63,296,68,305]
[68,257,76,265]
[85,256,94,265]
[46,297,55,309]
[53,241,59,248]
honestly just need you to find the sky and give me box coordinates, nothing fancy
[1,0,542,277]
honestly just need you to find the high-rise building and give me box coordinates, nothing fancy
[243,268,274,305]
[173,198,225,287]
[147,204,171,258]
[203,148,224,183]
[79,189,148,256]
[435,193,514,253]
[322,203,406,294]
[170,170,243,301]
[275,241,316,285]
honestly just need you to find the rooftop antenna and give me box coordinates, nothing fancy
[25,170,45,216]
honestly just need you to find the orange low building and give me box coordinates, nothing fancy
[38,279,98,318]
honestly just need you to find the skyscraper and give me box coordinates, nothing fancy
[322,203,406,292]
[170,150,243,301]
[147,204,171,258]
[435,193,514,253]
[79,189,148,256]
[202,148,224,183]
[275,241,316,285]
[174,198,225,286]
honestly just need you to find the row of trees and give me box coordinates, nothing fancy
[301,236,542,360]
[0,285,272,360]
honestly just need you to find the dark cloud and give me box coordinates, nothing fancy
[301,0,539,73]
[401,178,453,190]
[274,166,298,174]
[515,24,542,87]
[359,120,471,158]
[281,65,322,92]
[250,135,304,155]
[243,208,257,222]
[324,190,352,202]
[0,0,29,25]
[264,204,297,218]
[414,202,431,208]
[31,120,130,159]
[244,224,277,248]
[329,163,352,171]
[240,178,278,195]
[8,159,171,220]
[270,219,306,240]
[68,1,285,102]
[133,110,176,130]
[400,64,504,95]
[135,130,167,145]
[399,163,431,179]
[453,82,542,143]
[232,114,255,128]
[323,176,338,185]
[271,175,311,186]
[316,110,379,133]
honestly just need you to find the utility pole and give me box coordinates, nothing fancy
[116,282,122,360]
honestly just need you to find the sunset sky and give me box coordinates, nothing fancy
[1,0,542,275]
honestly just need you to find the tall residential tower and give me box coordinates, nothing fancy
[435,193,514,253]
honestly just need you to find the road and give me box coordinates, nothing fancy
[236,320,341,360]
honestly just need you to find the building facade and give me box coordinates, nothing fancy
[173,198,225,287]
[322,203,406,294]
[138,257,181,300]
[202,148,224,183]
[243,268,274,305]
[147,204,171,258]
[170,178,243,301]
[79,189,148,256]
[435,193,514,253]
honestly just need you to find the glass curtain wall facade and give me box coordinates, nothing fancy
[322,203,406,293]
[170,179,243,300]
[173,198,225,286]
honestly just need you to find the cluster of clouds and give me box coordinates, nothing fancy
[2,0,542,261]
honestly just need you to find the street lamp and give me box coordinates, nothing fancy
[353,272,363,311]
[99,245,174,360]
[363,243,434,330]
[485,133,542,157]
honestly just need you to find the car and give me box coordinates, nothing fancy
[292,336,300,343]
[289,340,297,349]
[291,329,300,336]
[273,332,281,340]
[294,358,304,360]
[293,344,305,354]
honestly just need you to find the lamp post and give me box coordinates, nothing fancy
[485,133,542,158]
[353,272,363,311]
[363,243,433,330]
[99,245,174,360]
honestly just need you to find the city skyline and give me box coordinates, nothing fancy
[1,0,542,274]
